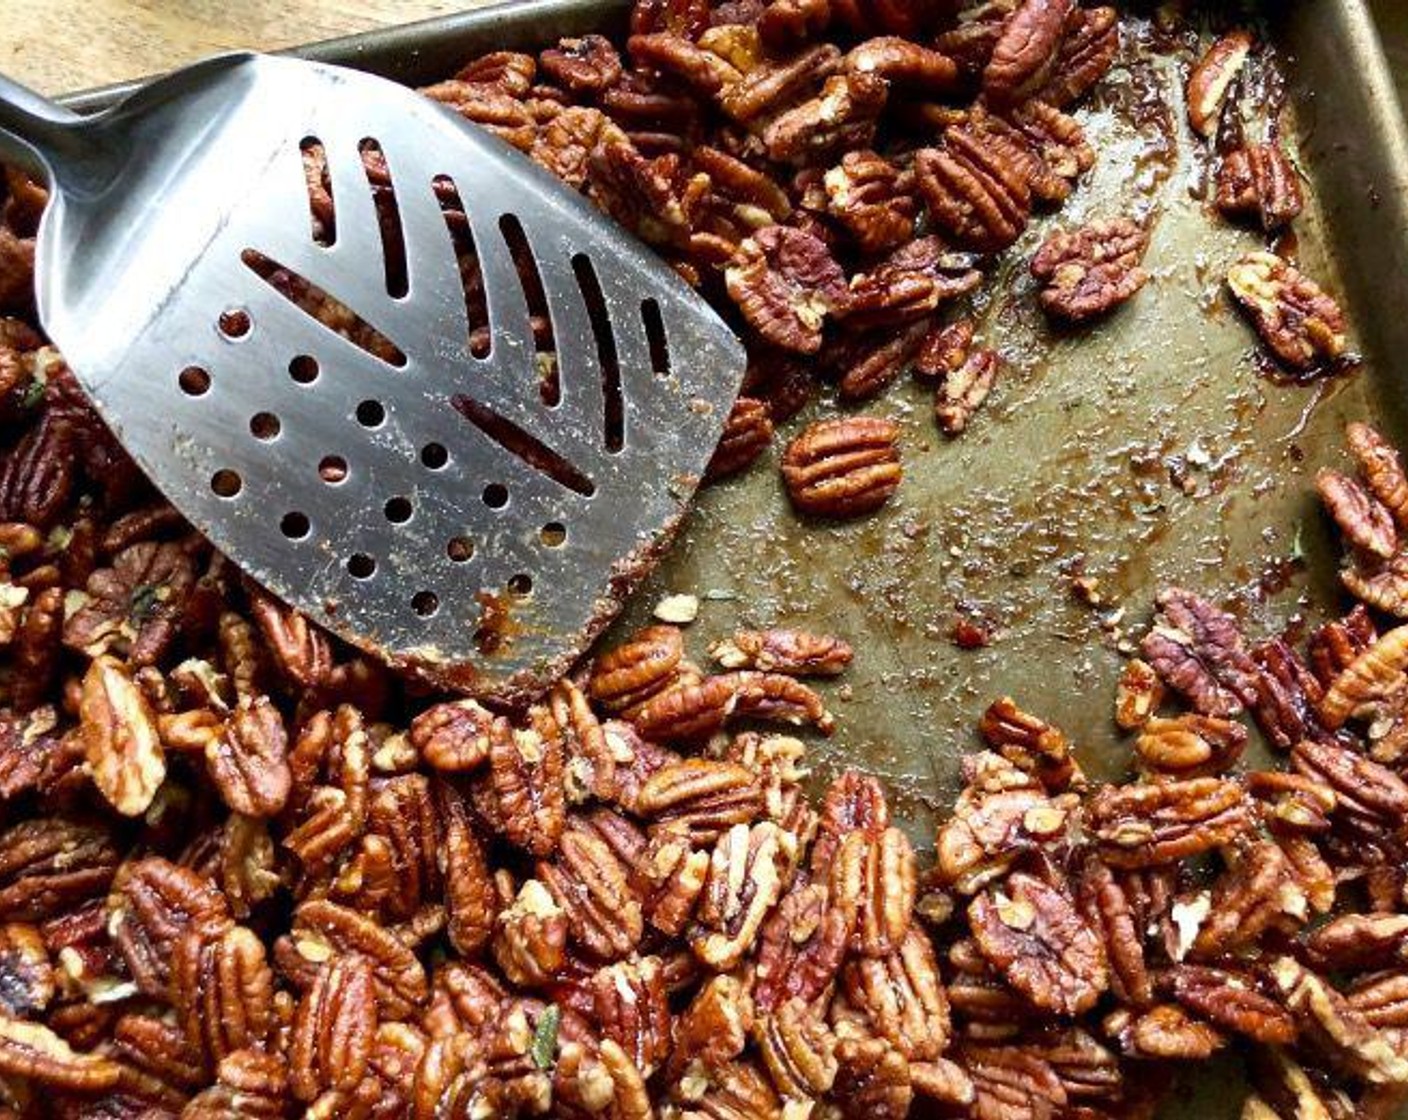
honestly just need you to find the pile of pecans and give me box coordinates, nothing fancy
[0,1,1392,1117]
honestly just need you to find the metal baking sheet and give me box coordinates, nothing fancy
[65,4,1408,1114]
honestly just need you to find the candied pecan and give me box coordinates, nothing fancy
[1228,251,1347,372]
[830,1035,911,1119]
[823,150,918,254]
[706,397,774,482]
[836,825,914,958]
[538,820,643,962]
[248,585,332,690]
[1113,658,1164,730]
[1319,469,1398,559]
[847,35,959,92]
[692,821,787,970]
[935,345,1000,437]
[1075,856,1151,1007]
[968,871,1107,1016]
[669,973,752,1081]
[1191,840,1307,958]
[185,1048,289,1118]
[1318,623,1408,729]
[0,410,75,531]
[1037,4,1118,106]
[436,782,495,958]
[1217,143,1304,231]
[693,145,792,225]
[0,1014,121,1092]
[916,125,1032,252]
[627,31,741,97]
[976,698,1079,794]
[761,70,888,165]
[289,953,377,1101]
[1141,586,1259,717]
[62,541,193,666]
[590,140,696,248]
[1134,713,1246,777]
[725,225,848,354]
[410,698,499,772]
[532,105,629,187]
[982,0,1073,107]
[841,236,982,333]
[1347,422,1408,526]
[421,79,537,149]
[719,41,842,124]
[540,34,623,95]
[1250,637,1329,751]
[1293,739,1408,851]
[591,625,684,713]
[1187,30,1254,137]
[1349,972,1408,1028]
[758,0,831,50]
[491,878,568,988]
[1112,1003,1224,1059]
[1248,770,1337,833]
[843,926,949,1060]
[589,957,672,1077]
[1269,955,1408,1085]
[961,1043,1067,1120]
[286,899,429,1018]
[831,319,934,402]
[482,718,566,857]
[0,923,51,1017]
[170,925,274,1066]
[710,628,852,677]
[632,670,834,741]
[1030,217,1149,322]
[1086,777,1252,868]
[108,856,231,997]
[204,694,289,817]
[1165,963,1296,1045]
[781,416,901,519]
[1306,913,1408,972]
[915,318,974,384]
[752,880,851,1012]
[0,706,60,801]
[935,770,1072,893]
[755,995,837,1098]
[1344,550,1408,619]
[636,758,764,843]
[78,655,165,817]
[0,819,119,923]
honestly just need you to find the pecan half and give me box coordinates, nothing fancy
[781,416,901,518]
[916,126,1032,252]
[1030,217,1149,322]
[0,1014,120,1092]
[1086,777,1252,868]
[1227,251,1347,372]
[725,225,848,354]
[1216,143,1304,230]
[692,821,787,970]
[79,654,165,817]
[1187,30,1254,137]
[1134,713,1246,777]
[205,694,290,817]
[1269,955,1408,1085]
[969,871,1108,1016]
[824,150,918,254]
[0,818,119,922]
[62,541,193,666]
[762,71,889,166]
[706,397,774,481]
[171,924,274,1066]
[1141,586,1259,717]
[830,1035,912,1120]
[1166,963,1296,1045]
[290,953,378,1100]
[982,0,1074,108]
[710,628,852,677]
[1318,469,1398,559]
[936,345,1000,437]
[540,34,623,95]
[1317,623,1408,730]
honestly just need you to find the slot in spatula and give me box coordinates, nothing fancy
[0,52,745,703]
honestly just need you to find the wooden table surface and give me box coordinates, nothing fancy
[1,0,1406,108]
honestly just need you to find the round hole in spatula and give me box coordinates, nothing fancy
[218,309,251,339]
[250,412,280,440]
[319,455,347,484]
[210,469,242,498]
[447,537,473,563]
[280,511,310,540]
[508,573,533,597]
[347,553,376,579]
[179,366,210,396]
[289,355,319,384]
[482,483,508,509]
[384,497,412,524]
[540,522,566,547]
[356,399,386,428]
[421,442,448,469]
[411,590,439,617]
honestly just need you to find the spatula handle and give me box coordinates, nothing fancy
[0,70,84,182]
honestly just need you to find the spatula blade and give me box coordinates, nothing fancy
[36,54,745,702]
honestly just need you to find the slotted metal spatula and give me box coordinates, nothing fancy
[0,53,745,703]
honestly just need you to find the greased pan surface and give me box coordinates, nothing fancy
[65,6,1408,1114]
